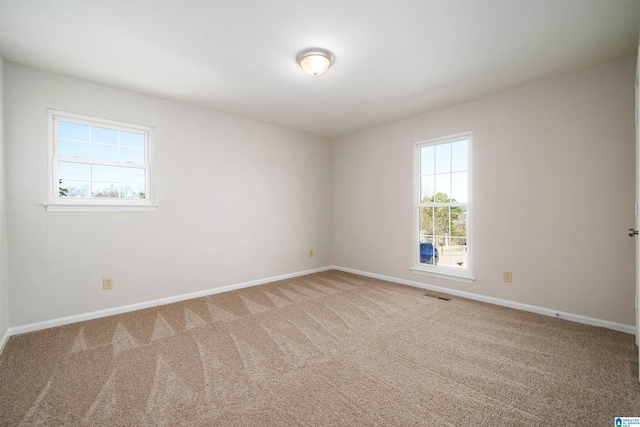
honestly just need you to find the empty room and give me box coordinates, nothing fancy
[0,0,639,425]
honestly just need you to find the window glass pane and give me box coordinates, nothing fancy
[435,143,451,173]
[451,237,467,269]
[451,139,467,172]
[433,207,450,237]
[91,127,118,145]
[92,182,144,199]
[92,183,121,198]
[440,206,467,269]
[419,239,438,265]
[126,184,146,199]
[451,172,467,203]
[59,122,89,141]
[434,175,451,201]
[92,164,119,182]
[91,165,145,184]
[121,131,145,149]
[59,161,90,180]
[59,140,90,158]
[419,207,434,237]
[420,175,434,201]
[91,144,118,162]
[120,167,145,184]
[120,147,144,164]
[59,180,90,198]
[433,238,448,266]
[452,206,467,239]
[439,238,467,269]
[420,146,435,175]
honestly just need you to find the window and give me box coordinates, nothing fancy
[45,110,156,212]
[412,131,473,283]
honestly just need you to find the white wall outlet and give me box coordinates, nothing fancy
[309,250,314,258]
[103,277,113,290]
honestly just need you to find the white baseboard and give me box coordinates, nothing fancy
[9,300,160,337]
[332,265,636,335]
[7,266,333,337]
[0,328,10,355]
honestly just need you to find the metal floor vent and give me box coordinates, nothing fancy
[424,293,451,301]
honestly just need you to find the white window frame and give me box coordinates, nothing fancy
[411,131,474,283]
[44,109,157,212]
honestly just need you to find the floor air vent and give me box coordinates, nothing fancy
[424,293,451,301]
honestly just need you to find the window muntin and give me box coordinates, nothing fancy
[414,132,472,280]
[47,110,155,211]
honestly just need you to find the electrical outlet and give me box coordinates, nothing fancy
[309,250,314,258]
[103,277,113,290]
[503,271,512,283]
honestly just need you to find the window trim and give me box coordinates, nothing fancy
[412,131,474,282]
[45,109,157,212]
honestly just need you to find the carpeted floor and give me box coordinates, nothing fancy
[0,270,638,426]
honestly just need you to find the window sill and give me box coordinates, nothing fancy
[43,202,158,212]
[410,267,475,284]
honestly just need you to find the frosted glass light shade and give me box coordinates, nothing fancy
[297,48,334,76]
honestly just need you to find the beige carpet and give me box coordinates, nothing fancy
[0,270,638,426]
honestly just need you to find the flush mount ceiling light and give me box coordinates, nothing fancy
[297,48,334,76]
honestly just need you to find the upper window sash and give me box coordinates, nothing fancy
[415,132,471,205]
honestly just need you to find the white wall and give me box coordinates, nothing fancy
[4,56,636,329]
[0,55,9,340]
[333,56,637,326]
[5,62,332,327]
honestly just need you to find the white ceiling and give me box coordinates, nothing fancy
[0,1,638,139]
